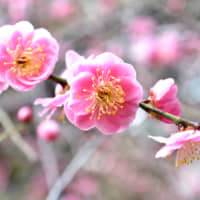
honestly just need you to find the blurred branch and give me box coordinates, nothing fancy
[0,108,37,162]
[37,138,59,189]
[46,133,105,200]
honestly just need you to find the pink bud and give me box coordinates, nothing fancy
[17,106,32,122]
[37,120,60,141]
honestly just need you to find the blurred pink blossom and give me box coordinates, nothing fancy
[155,32,181,66]
[131,32,181,67]
[61,193,82,200]
[127,16,156,38]
[49,0,77,20]
[149,130,200,167]
[17,106,32,122]
[0,21,59,91]
[37,120,60,141]
[131,37,156,66]
[167,0,186,14]
[149,78,181,123]
[64,50,143,135]
[98,0,118,14]
[70,176,98,196]
[0,0,34,23]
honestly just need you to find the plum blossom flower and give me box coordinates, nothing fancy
[0,21,59,91]
[64,51,143,135]
[34,92,69,120]
[149,78,181,123]
[149,130,200,167]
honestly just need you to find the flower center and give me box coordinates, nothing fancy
[4,37,46,76]
[77,68,125,120]
[175,141,200,167]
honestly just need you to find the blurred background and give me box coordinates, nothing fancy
[1,0,200,199]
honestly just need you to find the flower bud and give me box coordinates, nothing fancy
[37,120,60,141]
[17,106,32,122]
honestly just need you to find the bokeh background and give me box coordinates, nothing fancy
[1,0,200,199]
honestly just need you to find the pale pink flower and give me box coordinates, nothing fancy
[34,92,69,120]
[37,120,60,141]
[0,81,8,94]
[0,21,59,91]
[17,106,32,122]
[149,130,200,167]
[64,51,143,135]
[149,78,181,123]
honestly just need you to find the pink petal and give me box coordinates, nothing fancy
[64,105,96,130]
[155,143,182,158]
[120,77,143,101]
[6,70,35,91]
[65,50,84,71]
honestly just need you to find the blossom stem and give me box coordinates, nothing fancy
[139,101,200,129]
[49,74,69,88]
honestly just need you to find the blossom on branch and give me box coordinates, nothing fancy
[0,21,59,91]
[148,78,181,123]
[64,51,143,135]
[149,130,200,167]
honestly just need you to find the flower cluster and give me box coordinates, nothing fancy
[1,20,199,168]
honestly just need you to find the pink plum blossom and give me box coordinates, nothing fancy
[0,21,59,91]
[64,51,143,135]
[17,106,32,122]
[149,78,181,123]
[37,120,60,141]
[149,130,200,167]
